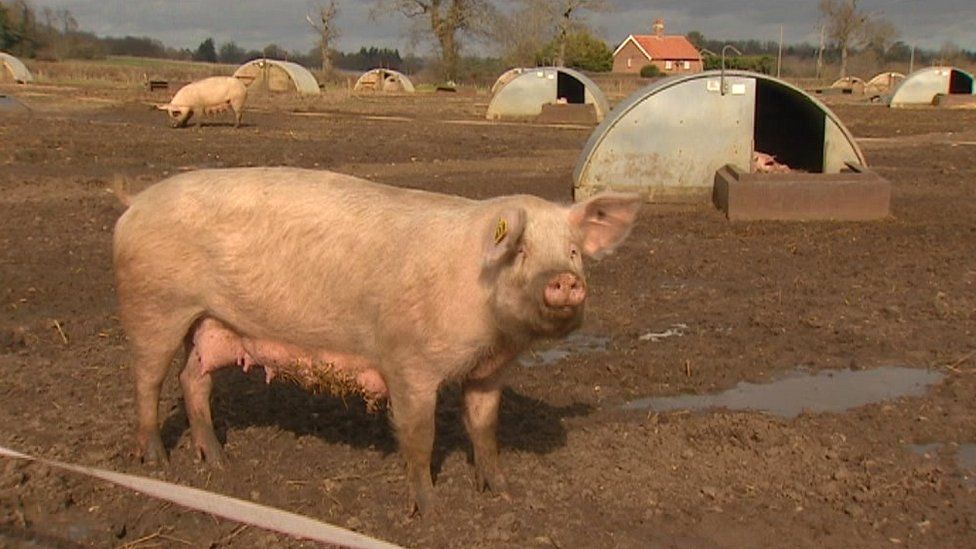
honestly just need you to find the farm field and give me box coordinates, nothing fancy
[1,80,976,548]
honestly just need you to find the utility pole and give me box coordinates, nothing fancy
[816,24,825,80]
[777,25,783,78]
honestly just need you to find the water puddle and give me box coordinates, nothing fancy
[623,366,944,418]
[0,94,30,114]
[908,442,976,486]
[639,323,688,342]
[519,333,610,367]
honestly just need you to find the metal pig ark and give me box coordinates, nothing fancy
[888,66,975,107]
[573,70,890,221]
[487,67,610,124]
[353,69,415,93]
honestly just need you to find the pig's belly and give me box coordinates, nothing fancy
[191,317,387,409]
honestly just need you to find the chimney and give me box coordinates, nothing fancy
[652,18,664,37]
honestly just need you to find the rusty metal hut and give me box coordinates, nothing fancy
[830,76,866,95]
[233,59,320,95]
[865,71,904,96]
[574,70,866,203]
[888,66,975,107]
[0,52,33,83]
[353,68,415,93]
[486,67,610,122]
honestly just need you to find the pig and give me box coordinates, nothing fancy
[157,76,247,128]
[112,167,640,515]
[752,151,791,173]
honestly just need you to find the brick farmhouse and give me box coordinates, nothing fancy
[612,19,703,75]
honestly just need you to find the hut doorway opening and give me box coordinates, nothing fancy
[754,79,825,173]
[557,72,585,104]
[949,70,974,95]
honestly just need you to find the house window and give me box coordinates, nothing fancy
[684,61,691,70]
[665,61,673,70]
[627,57,632,68]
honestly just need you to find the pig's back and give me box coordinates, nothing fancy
[172,77,245,106]
[115,168,481,349]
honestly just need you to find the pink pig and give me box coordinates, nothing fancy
[113,167,640,514]
[157,76,247,128]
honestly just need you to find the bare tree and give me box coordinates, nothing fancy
[819,0,878,78]
[493,2,552,67]
[514,0,607,67]
[864,18,898,65]
[307,0,340,78]
[936,41,962,65]
[372,0,496,81]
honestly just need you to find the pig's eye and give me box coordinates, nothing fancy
[570,247,579,259]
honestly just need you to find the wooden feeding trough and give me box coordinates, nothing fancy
[573,70,890,220]
[713,163,890,221]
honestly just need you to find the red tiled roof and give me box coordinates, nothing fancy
[627,35,701,61]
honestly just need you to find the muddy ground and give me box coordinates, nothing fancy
[1,83,975,548]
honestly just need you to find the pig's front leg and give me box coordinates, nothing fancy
[388,377,439,516]
[462,372,510,498]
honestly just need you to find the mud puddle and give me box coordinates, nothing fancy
[909,442,976,486]
[519,333,610,367]
[623,366,944,418]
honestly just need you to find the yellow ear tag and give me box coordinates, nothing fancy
[494,218,508,245]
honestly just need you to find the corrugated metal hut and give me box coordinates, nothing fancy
[865,72,904,96]
[0,52,34,83]
[486,67,609,122]
[490,68,525,96]
[353,69,415,93]
[574,70,866,203]
[830,76,866,94]
[888,66,974,107]
[233,59,320,95]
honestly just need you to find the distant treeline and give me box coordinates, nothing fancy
[688,33,976,68]
[2,0,974,80]
[0,1,422,72]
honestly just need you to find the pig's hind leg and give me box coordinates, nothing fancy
[231,102,243,128]
[124,307,202,466]
[179,347,226,466]
[178,319,241,466]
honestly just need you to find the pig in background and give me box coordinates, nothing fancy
[112,167,640,515]
[156,76,247,128]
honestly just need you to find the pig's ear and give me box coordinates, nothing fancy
[568,192,642,260]
[483,207,527,267]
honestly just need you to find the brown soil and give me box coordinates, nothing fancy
[1,83,976,548]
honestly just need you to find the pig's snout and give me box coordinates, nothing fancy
[543,272,586,310]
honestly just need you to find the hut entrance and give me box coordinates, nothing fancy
[949,70,974,94]
[754,79,825,173]
[557,72,585,104]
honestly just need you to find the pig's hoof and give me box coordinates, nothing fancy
[194,440,227,469]
[476,468,510,499]
[138,434,168,466]
[409,491,439,518]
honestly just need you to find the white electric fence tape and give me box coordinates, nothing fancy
[0,444,402,549]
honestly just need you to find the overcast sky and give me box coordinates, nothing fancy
[29,0,976,55]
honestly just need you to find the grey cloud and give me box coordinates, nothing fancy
[31,0,976,54]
